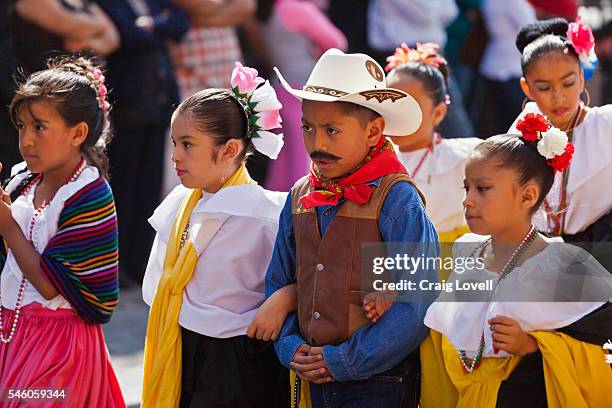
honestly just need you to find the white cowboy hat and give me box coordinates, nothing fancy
[273,48,422,136]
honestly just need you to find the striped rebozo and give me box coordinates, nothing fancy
[40,176,119,324]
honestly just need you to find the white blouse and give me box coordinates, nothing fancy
[396,137,482,233]
[509,103,612,235]
[1,162,100,310]
[425,233,612,358]
[142,184,287,339]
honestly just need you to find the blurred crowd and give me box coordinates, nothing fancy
[1,0,611,284]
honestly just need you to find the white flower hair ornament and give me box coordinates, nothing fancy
[230,62,284,160]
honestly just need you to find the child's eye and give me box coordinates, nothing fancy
[35,123,45,131]
[183,142,191,148]
[171,139,176,147]
[301,124,312,132]
[463,186,469,192]
[563,82,575,88]
[327,127,339,135]
[536,87,550,92]
[15,122,24,130]
[477,187,491,192]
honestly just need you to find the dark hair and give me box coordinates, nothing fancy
[474,135,554,212]
[388,59,449,106]
[176,88,253,162]
[335,101,382,128]
[516,18,579,75]
[9,56,112,176]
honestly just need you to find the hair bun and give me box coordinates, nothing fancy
[516,18,570,53]
[48,55,99,78]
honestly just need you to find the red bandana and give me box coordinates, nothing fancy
[301,137,407,209]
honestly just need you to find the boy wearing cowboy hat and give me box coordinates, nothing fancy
[264,49,439,407]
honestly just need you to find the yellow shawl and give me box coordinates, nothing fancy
[142,164,254,408]
[421,329,612,408]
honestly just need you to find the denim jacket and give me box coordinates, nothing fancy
[265,178,440,381]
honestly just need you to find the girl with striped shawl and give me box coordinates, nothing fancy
[0,57,124,407]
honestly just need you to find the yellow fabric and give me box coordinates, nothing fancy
[421,329,612,408]
[531,331,612,408]
[437,224,470,281]
[141,164,254,408]
[290,371,312,408]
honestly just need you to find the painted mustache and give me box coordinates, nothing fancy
[310,151,341,161]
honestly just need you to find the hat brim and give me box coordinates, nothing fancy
[274,67,422,136]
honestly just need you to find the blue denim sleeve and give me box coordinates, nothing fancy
[264,192,306,369]
[322,181,440,381]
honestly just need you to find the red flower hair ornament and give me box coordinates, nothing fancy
[516,113,574,172]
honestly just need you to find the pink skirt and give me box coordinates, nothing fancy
[0,303,125,407]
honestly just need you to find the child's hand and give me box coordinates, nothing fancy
[291,345,334,384]
[363,291,396,323]
[0,181,16,236]
[247,297,289,341]
[247,284,297,341]
[0,164,10,206]
[489,315,538,356]
[247,306,282,341]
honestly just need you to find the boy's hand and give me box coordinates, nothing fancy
[363,291,396,323]
[291,345,334,384]
[489,315,538,356]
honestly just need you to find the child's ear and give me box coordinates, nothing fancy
[520,182,539,211]
[221,138,242,162]
[70,122,89,147]
[433,102,448,128]
[366,116,386,147]
[519,77,532,101]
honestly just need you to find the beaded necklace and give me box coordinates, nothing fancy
[458,225,539,372]
[409,133,442,180]
[0,158,87,344]
[542,105,587,236]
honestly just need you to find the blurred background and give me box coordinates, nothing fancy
[1,1,611,405]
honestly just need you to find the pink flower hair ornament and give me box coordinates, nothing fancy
[86,68,110,111]
[230,62,284,160]
[567,17,599,80]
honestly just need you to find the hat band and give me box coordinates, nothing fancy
[303,85,348,97]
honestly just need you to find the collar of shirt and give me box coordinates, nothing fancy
[150,184,287,243]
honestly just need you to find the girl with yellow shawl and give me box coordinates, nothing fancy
[421,129,612,407]
[140,63,292,408]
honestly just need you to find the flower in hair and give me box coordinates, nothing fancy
[537,127,568,159]
[385,42,447,72]
[547,142,574,173]
[86,68,110,111]
[567,17,599,80]
[230,62,284,159]
[516,113,549,142]
[516,113,574,172]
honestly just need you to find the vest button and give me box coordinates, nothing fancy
[316,263,324,272]
[313,311,321,320]
[323,210,330,216]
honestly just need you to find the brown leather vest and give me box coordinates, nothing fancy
[291,173,423,346]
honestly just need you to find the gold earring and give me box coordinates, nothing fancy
[581,88,591,107]
[220,175,226,184]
